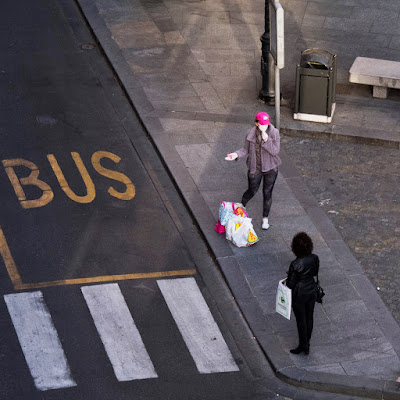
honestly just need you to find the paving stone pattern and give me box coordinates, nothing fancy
[96,0,400,142]
[282,135,400,325]
[161,118,400,380]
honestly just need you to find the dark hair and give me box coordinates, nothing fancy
[291,232,313,258]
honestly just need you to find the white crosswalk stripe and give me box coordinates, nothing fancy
[4,278,239,390]
[4,291,77,391]
[81,283,158,381]
[157,277,239,374]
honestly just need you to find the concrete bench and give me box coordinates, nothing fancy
[349,57,400,99]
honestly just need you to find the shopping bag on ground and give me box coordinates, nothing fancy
[218,201,248,226]
[276,279,292,320]
[225,216,244,241]
[226,216,259,247]
[233,203,248,218]
[214,220,225,234]
[218,201,235,226]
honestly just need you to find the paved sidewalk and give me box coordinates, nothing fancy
[76,0,400,397]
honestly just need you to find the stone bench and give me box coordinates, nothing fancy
[349,57,400,99]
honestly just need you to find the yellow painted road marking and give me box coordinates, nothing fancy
[0,227,24,289]
[91,151,135,200]
[2,151,135,208]
[2,159,54,209]
[0,225,196,290]
[17,270,197,290]
[47,153,96,204]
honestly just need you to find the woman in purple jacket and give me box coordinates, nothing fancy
[226,112,281,230]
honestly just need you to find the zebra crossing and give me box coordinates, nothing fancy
[81,283,158,381]
[4,290,77,391]
[4,277,239,392]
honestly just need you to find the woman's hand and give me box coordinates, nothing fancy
[262,131,268,142]
[225,152,238,161]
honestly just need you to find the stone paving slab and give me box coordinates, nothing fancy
[77,0,400,397]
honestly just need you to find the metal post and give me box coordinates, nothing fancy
[259,0,275,104]
[275,65,280,129]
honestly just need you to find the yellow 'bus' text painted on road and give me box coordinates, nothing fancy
[48,152,96,204]
[92,151,135,200]
[2,151,135,209]
[2,159,54,209]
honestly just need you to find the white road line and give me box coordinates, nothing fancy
[4,291,77,391]
[157,277,239,374]
[81,283,157,381]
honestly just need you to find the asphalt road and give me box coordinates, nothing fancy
[0,1,272,398]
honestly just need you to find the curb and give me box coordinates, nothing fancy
[74,1,400,398]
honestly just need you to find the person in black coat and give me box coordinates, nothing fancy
[286,232,319,355]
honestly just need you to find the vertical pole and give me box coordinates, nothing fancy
[275,65,280,129]
[259,0,275,103]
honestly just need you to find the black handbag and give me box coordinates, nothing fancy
[316,273,325,304]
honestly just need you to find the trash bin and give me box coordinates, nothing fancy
[294,48,337,123]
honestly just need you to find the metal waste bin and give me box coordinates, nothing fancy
[294,48,337,123]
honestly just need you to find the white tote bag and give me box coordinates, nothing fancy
[276,279,292,320]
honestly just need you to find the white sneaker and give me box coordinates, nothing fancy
[262,219,270,230]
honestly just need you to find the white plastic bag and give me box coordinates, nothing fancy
[218,201,248,226]
[276,279,292,320]
[226,216,259,247]
[225,216,244,241]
